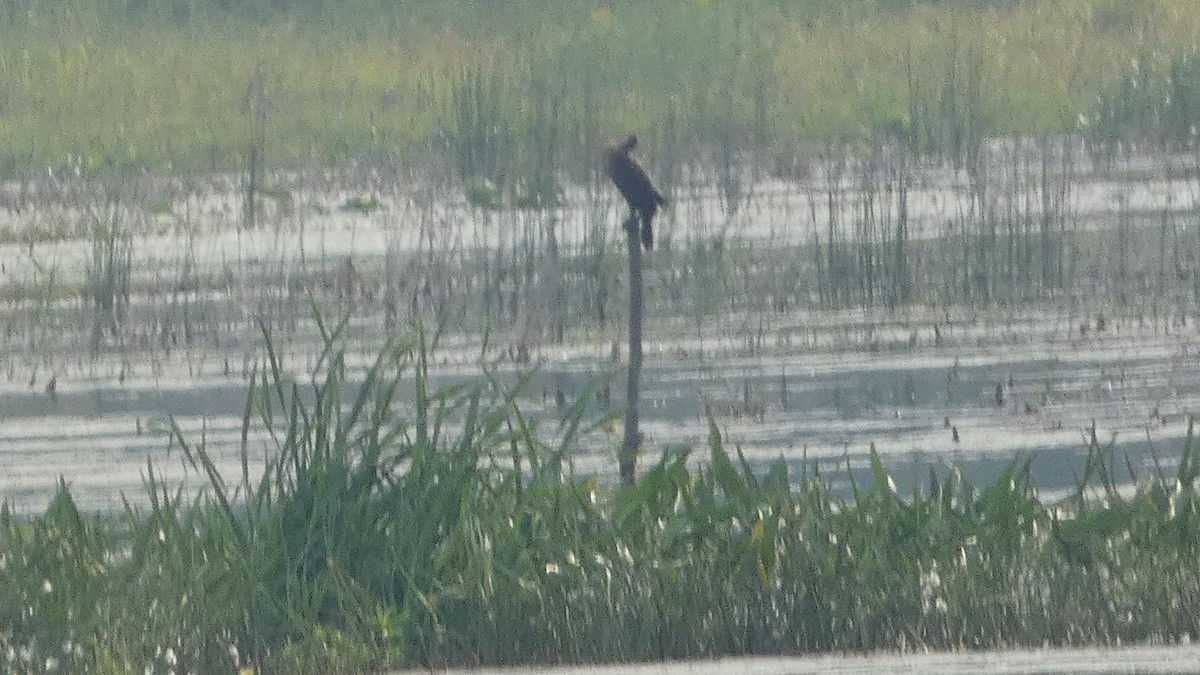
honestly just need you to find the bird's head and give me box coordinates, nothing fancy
[620,134,639,152]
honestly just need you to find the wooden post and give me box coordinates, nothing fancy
[620,213,643,485]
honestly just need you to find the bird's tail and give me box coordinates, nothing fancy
[643,191,664,250]
[640,217,654,251]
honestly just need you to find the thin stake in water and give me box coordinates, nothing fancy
[603,134,666,484]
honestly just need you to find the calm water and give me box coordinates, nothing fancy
[388,643,1200,674]
[2,310,1196,512]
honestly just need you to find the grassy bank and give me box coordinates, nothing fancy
[3,0,1200,177]
[2,328,1198,673]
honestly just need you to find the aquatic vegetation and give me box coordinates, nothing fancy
[463,178,502,209]
[1,0,1200,176]
[338,194,381,213]
[1,330,1198,672]
[3,1,1200,670]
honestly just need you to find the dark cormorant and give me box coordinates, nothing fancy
[604,134,665,250]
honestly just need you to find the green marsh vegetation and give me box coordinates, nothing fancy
[2,0,1200,176]
[2,328,1200,672]
[6,4,1200,667]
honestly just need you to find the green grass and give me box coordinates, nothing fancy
[3,0,1200,178]
[2,326,1199,673]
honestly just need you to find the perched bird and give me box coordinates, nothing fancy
[603,134,665,250]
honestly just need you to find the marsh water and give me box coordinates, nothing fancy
[2,311,1196,512]
[2,142,1200,512]
[388,644,1200,674]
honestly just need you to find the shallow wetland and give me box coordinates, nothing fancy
[3,142,1200,511]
